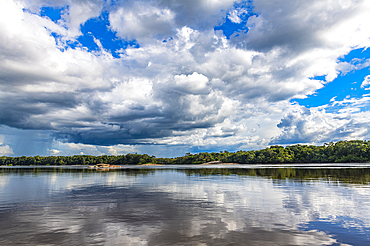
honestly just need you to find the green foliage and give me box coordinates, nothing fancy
[2,140,370,165]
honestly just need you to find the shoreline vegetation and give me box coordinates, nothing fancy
[2,140,370,166]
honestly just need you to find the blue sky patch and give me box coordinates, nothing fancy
[38,7,139,58]
[293,48,370,108]
[310,75,327,82]
[214,1,257,39]
[77,12,139,58]
[338,47,370,62]
[293,67,370,108]
[40,6,65,23]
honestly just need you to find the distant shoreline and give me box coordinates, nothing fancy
[2,163,370,167]
[2,140,370,166]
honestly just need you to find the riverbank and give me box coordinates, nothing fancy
[2,140,370,166]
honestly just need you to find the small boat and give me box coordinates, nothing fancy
[88,164,121,169]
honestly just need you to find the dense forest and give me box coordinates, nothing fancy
[2,140,370,166]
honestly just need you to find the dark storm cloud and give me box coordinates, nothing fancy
[27,92,79,107]
[0,91,80,130]
[0,64,228,146]
[54,115,222,146]
[0,67,60,86]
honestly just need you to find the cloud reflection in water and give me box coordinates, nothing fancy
[0,167,369,245]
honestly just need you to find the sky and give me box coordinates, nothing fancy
[1,0,370,157]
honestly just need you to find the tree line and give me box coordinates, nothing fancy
[1,140,370,166]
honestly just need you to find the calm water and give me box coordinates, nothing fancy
[1,165,370,245]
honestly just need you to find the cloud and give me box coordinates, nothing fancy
[108,0,239,43]
[109,2,176,43]
[47,148,61,155]
[173,72,209,94]
[0,0,370,155]
[45,141,139,156]
[361,75,370,89]
[19,0,103,38]
[0,135,4,145]
[0,145,13,156]
[272,96,370,145]
[0,134,14,155]
[62,0,103,37]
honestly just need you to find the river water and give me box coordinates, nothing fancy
[0,164,370,245]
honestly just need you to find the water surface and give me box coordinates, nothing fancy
[1,165,370,245]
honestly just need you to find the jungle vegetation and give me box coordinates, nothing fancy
[1,140,370,166]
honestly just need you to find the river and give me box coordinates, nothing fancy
[0,164,370,245]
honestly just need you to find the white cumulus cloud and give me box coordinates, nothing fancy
[361,75,370,90]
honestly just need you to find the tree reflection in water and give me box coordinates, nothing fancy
[0,166,369,245]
